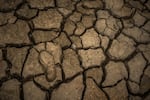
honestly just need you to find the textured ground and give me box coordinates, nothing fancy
[0,0,150,100]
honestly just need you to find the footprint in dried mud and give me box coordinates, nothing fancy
[39,50,57,82]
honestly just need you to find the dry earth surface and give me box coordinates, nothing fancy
[0,0,150,100]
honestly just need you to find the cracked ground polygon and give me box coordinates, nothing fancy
[0,0,150,100]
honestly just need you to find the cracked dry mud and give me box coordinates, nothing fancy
[0,0,150,100]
